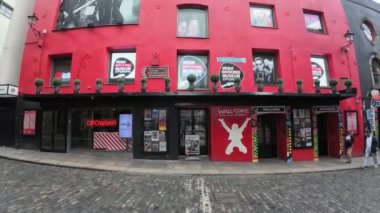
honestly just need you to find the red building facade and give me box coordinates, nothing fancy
[18,0,363,162]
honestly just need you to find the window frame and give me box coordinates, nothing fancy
[177,53,209,90]
[361,18,378,45]
[370,56,380,89]
[310,55,330,88]
[50,57,72,86]
[177,7,209,38]
[0,1,13,19]
[250,4,276,28]
[252,52,278,85]
[303,11,326,34]
[108,50,136,84]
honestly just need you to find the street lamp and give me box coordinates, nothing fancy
[341,30,355,52]
[27,13,41,38]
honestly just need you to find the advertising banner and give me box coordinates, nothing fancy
[109,52,136,83]
[23,111,36,136]
[185,135,200,156]
[177,55,208,90]
[219,63,244,89]
[119,114,132,138]
[311,57,329,87]
[210,107,252,162]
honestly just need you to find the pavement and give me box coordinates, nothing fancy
[0,146,369,175]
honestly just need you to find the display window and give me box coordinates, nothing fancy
[293,108,313,148]
[71,109,133,151]
[143,109,168,153]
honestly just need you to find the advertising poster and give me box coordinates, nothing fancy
[23,110,36,136]
[210,106,252,162]
[177,55,208,90]
[293,109,313,148]
[185,135,200,156]
[119,114,132,138]
[56,0,141,29]
[109,52,136,83]
[219,63,244,89]
[311,57,329,87]
[346,111,358,135]
[253,54,276,84]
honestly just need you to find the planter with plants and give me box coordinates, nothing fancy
[34,78,44,95]
[74,79,80,94]
[187,74,196,91]
[210,74,220,92]
[313,79,320,94]
[329,79,338,94]
[296,79,303,93]
[343,79,352,93]
[256,78,263,92]
[234,76,241,92]
[52,78,62,94]
[117,77,125,93]
[141,77,147,92]
[95,78,102,93]
[164,77,170,92]
[276,79,283,93]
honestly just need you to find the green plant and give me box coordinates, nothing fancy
[74,79,80,85]
[296,79,303,85]
[34,78,44,87]
[234,76,241,83]
[255,78,263,84]
[52,78,62,86]
[96,78,103,85]
[329,79,338,86]
[344,79,352,87]
[276,79,283,84]
[117,77,125,84]
[164,77,170,83]
[141,77,147,83]
[210,74,220,83]
[313,79,320,84]
[187,74,196,83]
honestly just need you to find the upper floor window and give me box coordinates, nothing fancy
[108,51,136,84]
[0,1,13,19]
[56,0,141,29]
[361,19,377,45]
[304,11,325,33]
[253,52,277,85]
[177,54,209,90]
[310,56,330,87]
[250,5,275,28]
[371,57,380,88]
[51,57,72,86]
[177,8,208,38]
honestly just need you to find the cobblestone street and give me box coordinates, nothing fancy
[0,158,379,213]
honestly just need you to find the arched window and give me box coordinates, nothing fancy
[361,19,377,45]
[371,57,380,88]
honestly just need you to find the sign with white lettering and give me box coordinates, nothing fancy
[119,114,133,138]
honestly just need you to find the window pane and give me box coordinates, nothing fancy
[304,13,323,32]
[372,58,380,87]
[109,52,136,84]
[311,56,329,87]
[250,6,274,28]
[52,58,72,85]
[178,8,208,38]
[253,53,276,84]
[177,55,209,89]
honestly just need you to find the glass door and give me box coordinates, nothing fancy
[41,110,67,152]
[179,109,208,155]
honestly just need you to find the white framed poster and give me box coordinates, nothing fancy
[311,56,329,87]
[185,135,200,156]
[109,52,136,83]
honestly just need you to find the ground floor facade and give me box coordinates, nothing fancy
[13,92,360,162]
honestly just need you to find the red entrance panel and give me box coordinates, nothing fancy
[210,106,252,162]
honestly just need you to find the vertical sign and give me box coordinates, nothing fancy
[119,114,133,138]
[23,110,36,136]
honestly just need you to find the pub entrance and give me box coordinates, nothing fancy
[179,109,208,155]
[40,110,67,152]
[257,114,278,158]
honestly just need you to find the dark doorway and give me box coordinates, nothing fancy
[179,109,208,155]
[317,114,328,156]
[257,114,277,158]
[0,108,15,147]
[41,110,67,152]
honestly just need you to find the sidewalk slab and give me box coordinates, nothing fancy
[0,146,365,175]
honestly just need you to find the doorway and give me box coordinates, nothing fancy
[257,114,277,158]
[41,110,67,152]
[317,114,328,156]
[179,109,208,155]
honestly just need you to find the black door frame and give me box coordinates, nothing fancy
[40,110,67,153]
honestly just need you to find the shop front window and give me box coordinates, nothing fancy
[143,109,168,153]
[71,109,133,151]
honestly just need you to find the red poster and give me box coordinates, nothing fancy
[211,106,252,162]
[23,110,36,136]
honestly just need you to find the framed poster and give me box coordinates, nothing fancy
[253,53,276,84]
[293,108,313,148]
[23,110,37,136]
[177,55,209,90]
[311,56,329,87]
[109,52,136,83]
[143,109,168,153]
[185,135,200,156]
[345,111,358,135]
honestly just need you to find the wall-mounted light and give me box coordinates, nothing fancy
[27,13,42,38]
[341,30,355,52]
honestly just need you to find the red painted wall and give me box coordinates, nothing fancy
[19,0,365,159]
[277,114,288,161]
[210,107,252,162]
[327,114,340,157]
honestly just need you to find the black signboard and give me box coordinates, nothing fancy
[256,106,285,114]
[219,63,244,88]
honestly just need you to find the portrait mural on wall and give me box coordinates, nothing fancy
[253,54,276,84]
[56,0,140,29]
